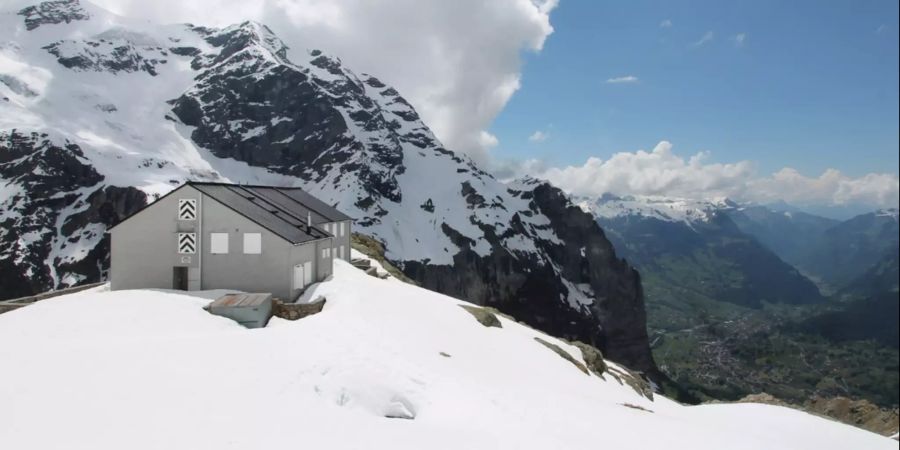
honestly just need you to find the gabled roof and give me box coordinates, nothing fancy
[188,182,351,245]
[109,182,352,246]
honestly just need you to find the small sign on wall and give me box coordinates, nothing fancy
[178,233,196,254]
[178,199,197,220]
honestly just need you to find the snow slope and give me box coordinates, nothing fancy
[0,261,893,450]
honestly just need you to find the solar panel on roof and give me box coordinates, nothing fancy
[187,182,351,245]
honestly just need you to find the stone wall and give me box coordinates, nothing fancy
[273,297,326,320]
[0,281,105,315]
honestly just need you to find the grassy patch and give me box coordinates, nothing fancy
[459,304,502,328]
[350,233,417,285]
[621,403,654,413]
[570,340,607,376]
[534,337,588,375]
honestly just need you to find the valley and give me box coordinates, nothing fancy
[582,194,899,414]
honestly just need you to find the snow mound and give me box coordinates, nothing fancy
[0,261,894,449]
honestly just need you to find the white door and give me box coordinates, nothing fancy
[304,261,313,285]
[293,264,305,290]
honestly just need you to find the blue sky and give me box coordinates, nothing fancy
[490,0,899,178]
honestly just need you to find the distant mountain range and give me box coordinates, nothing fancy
[729,205,898,292]
[578,194,899,406]
[726,205,839,271]
[581,195,824,310]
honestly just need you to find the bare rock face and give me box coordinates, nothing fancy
[18,0,89,31]
[0,131,146,298]
[404,183,654,373]
[738,392,900,437]
[804,396,899,437]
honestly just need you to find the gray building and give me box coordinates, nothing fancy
[109,182,352,301]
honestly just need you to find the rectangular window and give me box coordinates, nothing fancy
[293,264,305,290]
[322,248,331,258]
[324,223,331,234]
[243,233,262,254]
[339,222,345,237]
[210,233,228,254]
[339,245,345,260]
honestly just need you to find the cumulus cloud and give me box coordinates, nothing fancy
[528,130,549,142]
[92,0,558,164]
[606,75,639,84]
[748,169,900,207]
[659,19,672,28]
[512,141,899,209]
[732,33,747,47]
[692,31,714,47]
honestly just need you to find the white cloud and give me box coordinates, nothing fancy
[692,31,714,47]
[92,0,558,164]
[875,24,887,34]
[528,130,549,142]
[478,130,500,150]
[732,33,747,47]
[513,141,900,209]
[606,75,639,84]
[748,168,900,207]
[659,19,672,28]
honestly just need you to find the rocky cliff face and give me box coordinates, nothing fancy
[0,131,146,298]
[405,182,652,370]
[0,1,656,373]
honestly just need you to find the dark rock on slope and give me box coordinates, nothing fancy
[0,131,146,299]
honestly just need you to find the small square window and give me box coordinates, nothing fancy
[243,233,262,254]
[210,233,228,254]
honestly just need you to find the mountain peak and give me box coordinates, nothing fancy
[202,20,291,66]
[875,208,899,220]
[578,194,724,226]
[16,0,89,31]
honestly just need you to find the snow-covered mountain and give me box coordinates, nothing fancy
[0,1,653,373]
[0,259,895,449]
[576,193,737,227]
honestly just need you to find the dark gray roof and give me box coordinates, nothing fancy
[188,182,351,245]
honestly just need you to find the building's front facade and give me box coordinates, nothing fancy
[109,182,352,301]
